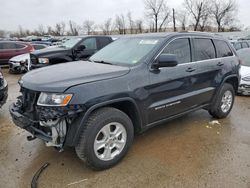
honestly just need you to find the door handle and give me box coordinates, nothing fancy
[186,67,196,72]
[217,62,224,66]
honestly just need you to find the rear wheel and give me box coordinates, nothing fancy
[75,107,134,170]
[209,83,235,119]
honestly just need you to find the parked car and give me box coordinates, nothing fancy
[230,40,250,51]
[237,48,250,95]
[9,44,49,74]
[8,53,30,74]
[0,41,34,66]
[0,68,8,108]
[10,32,240,170]
[30,36,113,69]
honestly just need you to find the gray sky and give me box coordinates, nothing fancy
[0,0,250,31]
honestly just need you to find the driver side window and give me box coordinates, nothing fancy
[81,38,97,50]
[162,38,191,64]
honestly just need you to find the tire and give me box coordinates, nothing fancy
[75,107,134,170]
[209,83,235,119]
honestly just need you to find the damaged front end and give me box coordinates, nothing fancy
[10,87,84,150]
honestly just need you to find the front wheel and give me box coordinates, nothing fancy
[75,107,134,170]
[209,83,235,119]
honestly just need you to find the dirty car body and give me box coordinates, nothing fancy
[10,32,240,169]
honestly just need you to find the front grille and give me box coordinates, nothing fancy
[20,87,40,113]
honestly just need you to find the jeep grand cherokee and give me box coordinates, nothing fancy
[10,32,240,170]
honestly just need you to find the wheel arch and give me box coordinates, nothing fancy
[70,98,142,146]
[210,74,239,108]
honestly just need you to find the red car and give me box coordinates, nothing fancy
[0,41,34,66]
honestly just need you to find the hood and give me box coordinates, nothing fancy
[31,46,68,57]
[10,53,30,62]
[21,61,130,92]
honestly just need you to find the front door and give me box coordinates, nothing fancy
[75,37,98,60]
[146,37,199,124]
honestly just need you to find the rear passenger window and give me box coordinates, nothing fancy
[99,38,111,49]
[242,42,248,48]
[214,40,233,57]
[193,38,216,61]
[0,42,16,50]
[15,43,25,49]
[163,38,191,64]
[234,43,241,50]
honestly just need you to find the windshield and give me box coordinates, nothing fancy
[61,38,82,48]
[90,38,162,65]
[237,49,250,67]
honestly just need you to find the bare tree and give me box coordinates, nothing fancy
[53,22,66,36]
[47,26,53,35]
[135,19,143,33]
[37,25,45,36]
[177,10,188,31]
[199,11,210,31]
[144,0,170,32]
[211,0,237,32]
[100,18,113,35]
[127,12,134,34]
[184,0,210,31]
[68,20,80,36]
[83,20,95,35]
[115,14,126,34]
[18,25,25,37]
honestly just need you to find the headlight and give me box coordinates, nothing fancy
[37,93,73,106]
[38,58,49,64]
[242,76,250,82]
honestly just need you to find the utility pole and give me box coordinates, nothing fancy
[173,8,177,32]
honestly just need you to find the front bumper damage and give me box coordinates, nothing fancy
[238,82,250,95]
[10,96,85,150]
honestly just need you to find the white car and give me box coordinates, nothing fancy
[237,48,250,95]
[8,53,30,74]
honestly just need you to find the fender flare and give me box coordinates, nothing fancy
[71,97,142,146]
[210,74,239,106]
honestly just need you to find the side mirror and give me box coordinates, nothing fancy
[76,45,86,51]
[152,54,178,69]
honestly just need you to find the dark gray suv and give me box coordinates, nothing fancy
[10,32,240,170]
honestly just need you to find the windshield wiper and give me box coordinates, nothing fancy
[93,60,113,65]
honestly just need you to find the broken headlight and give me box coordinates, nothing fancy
[37,93,73,106]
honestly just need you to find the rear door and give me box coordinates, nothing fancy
[191,38,218,104]
[147,37,199,124]
[213,39,235,82]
